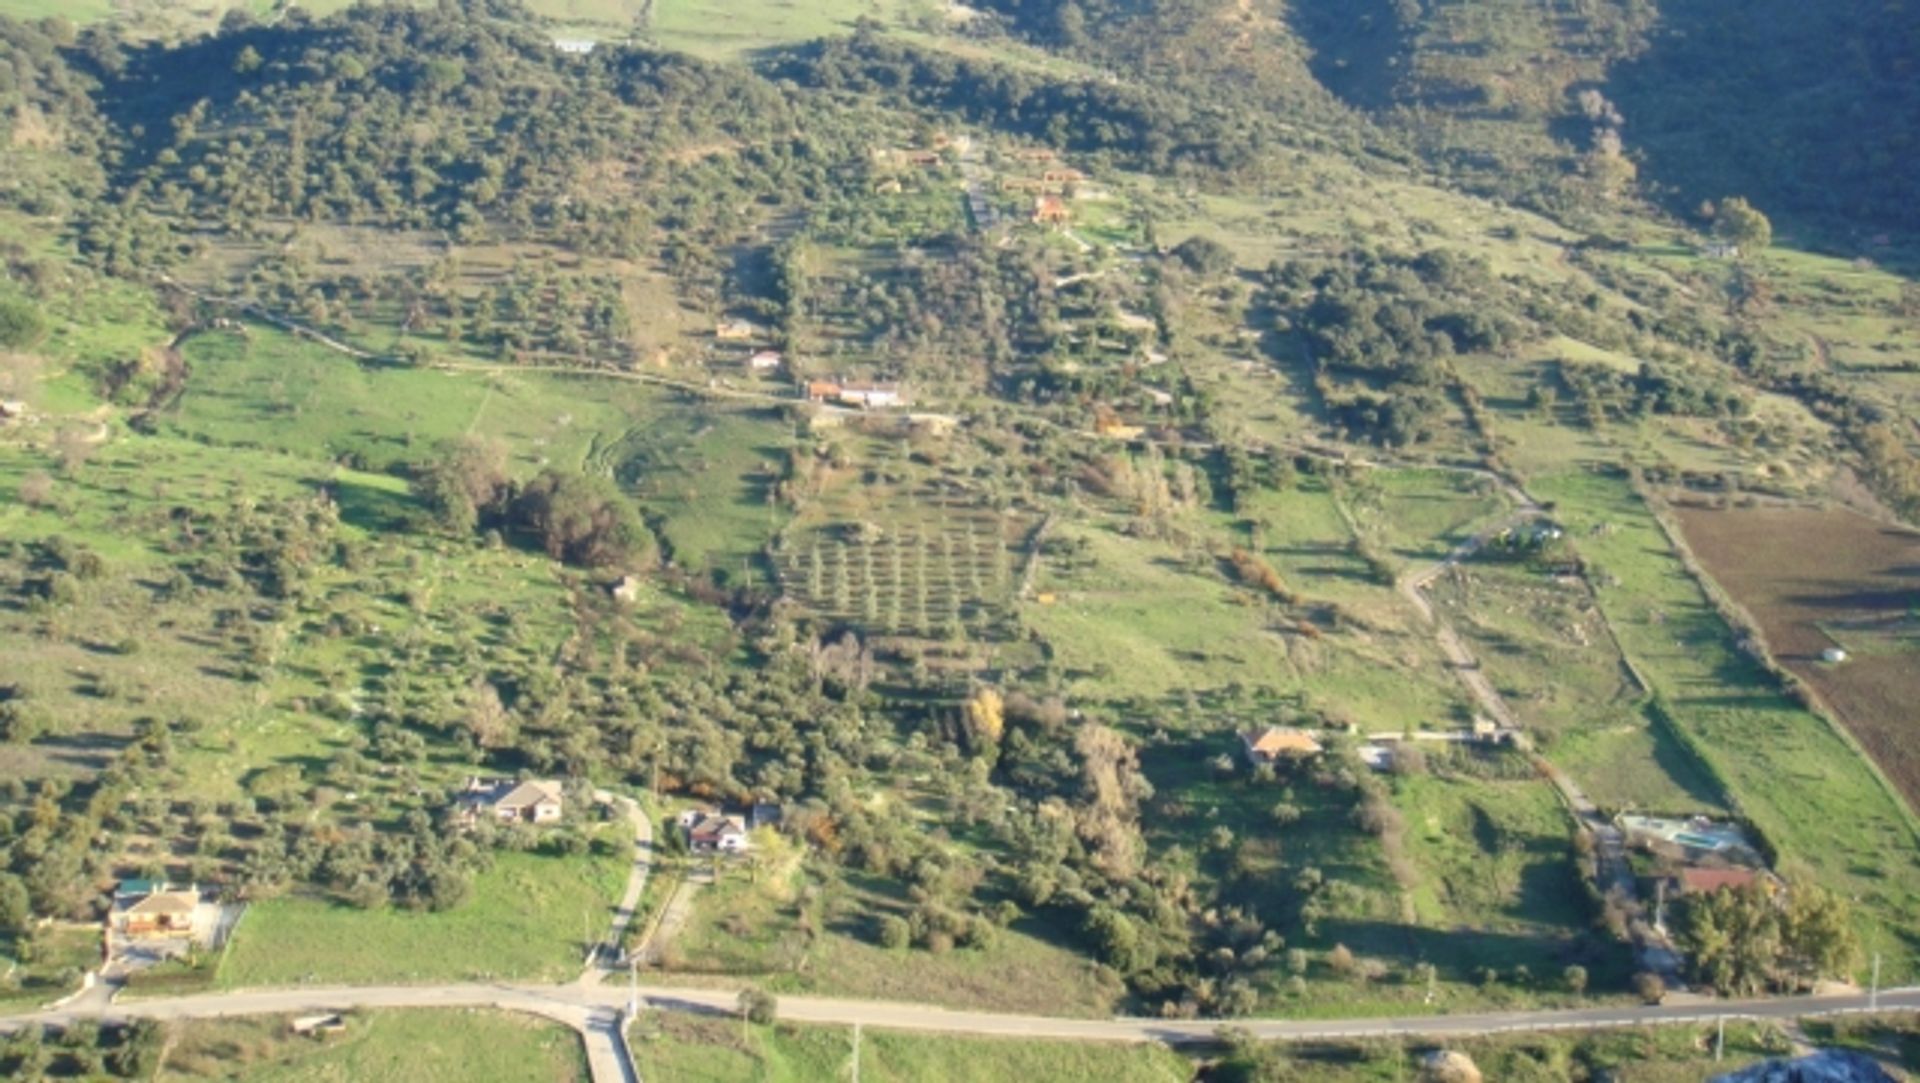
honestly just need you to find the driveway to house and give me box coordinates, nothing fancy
[629,863,713,968]
[583,793,653,982]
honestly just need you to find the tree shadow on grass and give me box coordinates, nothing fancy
[320,476,419,534]
[1315,917,1624,986]
[34,731,130,773]
[1640,706,1733,811]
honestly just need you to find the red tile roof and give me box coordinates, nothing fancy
[1678,867,1760,895]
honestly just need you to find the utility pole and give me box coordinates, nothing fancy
[1715,1016,1725,1062]
[851,1022,861,1083]
[1871,952,1882,1012]
[627,958,638,1018]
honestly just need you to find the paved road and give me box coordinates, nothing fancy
[11,980,1918,1048]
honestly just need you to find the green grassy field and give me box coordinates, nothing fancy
[0,924,100,1013]
[628,1012,1824,1082]
[1020,514,1462,729]
[1230,481,1396,612]
[631,1013,1193,1083]
[656,861,1126,1017]
[217,848,629,986]
[160,1009,585,1082]
[1021,520,1287,700]
[0,0,116,20]
[1390,772,1616,984]
[1538,469,1920,977]
[166,326,790,572]
[170,330,578,474]
[1354,467,1511,568]
[648,0,932,60]
[1427,559,1727,813]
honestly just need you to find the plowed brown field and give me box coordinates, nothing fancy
[1673,503,1920,810]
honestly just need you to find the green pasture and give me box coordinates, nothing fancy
[660,862,1124,1017]
[161,1009,586,1083]
[1020,520,1294,700]
[1349,467,1511,568]
[648,0,934,60]
[1390,772,1622,989]
[0,924,100,1014]
[631,1014,1191,1083]
[1539,468,1920,977]
[217,848,630,987]
[1427,560,1724,812]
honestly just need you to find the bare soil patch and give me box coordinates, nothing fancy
[1673,502,1920,808]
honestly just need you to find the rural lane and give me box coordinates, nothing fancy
[1396,501,1679,979]
[583,792,653,980]
[572,792,655,1083]
[8,980,1918,1048]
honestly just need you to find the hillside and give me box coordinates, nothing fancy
[1299,0,1920,243]
[0,0,1916,1063]
[967,0,1919,245]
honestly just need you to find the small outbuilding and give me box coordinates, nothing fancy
[291,1013,348,1036]
[1032,196,1071,226]
[837,382,902,409]
[1239,726,1324,766]
[715,318,760,342]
